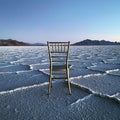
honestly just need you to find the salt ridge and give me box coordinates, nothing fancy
[0,82,49,95]
[71,81,120,103]
[106,69,119,74]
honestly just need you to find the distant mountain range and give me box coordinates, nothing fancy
[0,39,120,46]
[0,39,29,46]
[73,39,120,45]
[0,39,45,46]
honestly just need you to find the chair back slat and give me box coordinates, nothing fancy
[48,42,70,53]
[47,41,70,65]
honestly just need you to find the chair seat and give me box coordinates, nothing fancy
[52,64,71,71]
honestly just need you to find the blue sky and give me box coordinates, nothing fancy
[0,0,120,43]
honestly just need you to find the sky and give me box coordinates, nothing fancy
[0,0,120,44]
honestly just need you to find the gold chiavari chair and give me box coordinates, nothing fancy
[47,41,71,95]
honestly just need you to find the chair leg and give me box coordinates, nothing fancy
[67,69,71,95]
[48,75,52,95]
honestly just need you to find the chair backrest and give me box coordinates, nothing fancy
[47,41,70,65]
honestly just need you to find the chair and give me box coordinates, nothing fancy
[47,41,71,95]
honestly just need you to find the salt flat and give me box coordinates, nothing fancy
[0,46,120,120]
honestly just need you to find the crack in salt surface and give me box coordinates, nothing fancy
[0,72,13,74]
[105,69,119,74]
[0,82,49,95]
[70,73,101,80]
[70,94,92,106]
[71,81,120,103]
